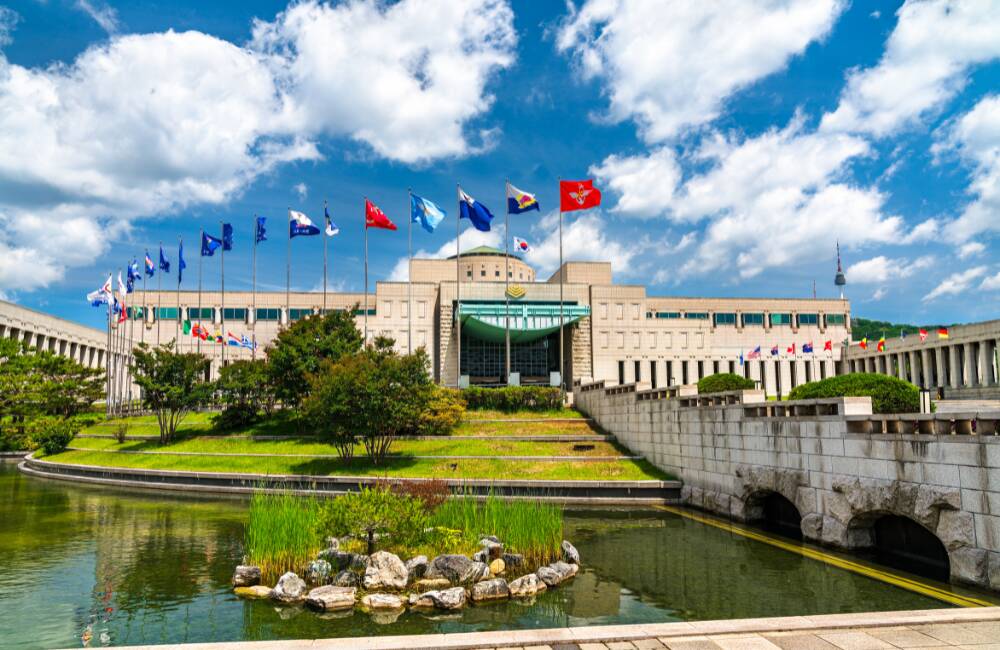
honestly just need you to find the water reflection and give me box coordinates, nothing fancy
[0,465,948,649]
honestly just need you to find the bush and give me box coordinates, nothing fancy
[388,478,451,512]
[315,484,428,555]
[214,360,274,430]
[245,491,321,583]
[788,373,919,414]
[462,386,562,412]
[698,373,755,394]
[415,387,465,436]
[30,417,79,455]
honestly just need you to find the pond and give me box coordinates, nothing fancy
[0,463,966,649]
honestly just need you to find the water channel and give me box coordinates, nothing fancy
[0,464,977,649]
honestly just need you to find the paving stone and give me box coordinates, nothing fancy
[579,644,610,650]
[815,631,894,650]
[762,633,840,650]
[913,624,998,645]
[607,643,637,650]
[713,637,782,650]
[522,646,555,650]
[662,638,723,650]
[865,627,947,648]
[633,641,667,649]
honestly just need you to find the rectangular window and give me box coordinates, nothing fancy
[655,311,681,319]
[680,333,688,349]
[600,332,609,348]
[222,308,247,322]
[189,307,213,321]
[616,303,624,319]
[402,302,408,318]
[634,360,641,383]
[617,332,625,348]
[618,360,625,385]
[353,308,376,316]
[797,313,819,326]
[770,313,792,326]
[682,361,689,385]
[713,360,720,375]
[684,312,709,320]
[255,308,280,321]
[126,306,145,320]
[632,304,640,319]
[649,332,657,348]
[650,361,657,389]
[419,301,426,318]
[825,313,846,326]
[466,270,472,278]
[600,303,608,319]
[713,312,737,326]
[666,360,673,386]
[156,307,178,321]
[742,313,764,326]
[632,331,640,349]
[381,301,392,317]
[697,360,705,380]
[289,308,312,321]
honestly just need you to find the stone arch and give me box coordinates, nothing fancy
[744,490,803,540]
[847,510,950,581]
[732,465,816,535]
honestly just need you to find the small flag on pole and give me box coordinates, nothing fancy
[787,343,796,354]
[144,251,155,277]
[365,199,397,230]
[87,276,112,306]
[770,345,779,356]
[938,327,950,339]
[803,342,814,353]
[513,236,531,253]
[748,346,761,360]
[410,194,445,233]
[824,340,833,351]
[325,205,340,236]
[201,232,223,256]
[877,336,886,352]
[458,187,495,232]
[919,328,928,342]
[255,216,267,244]
[289,210,321,237]
[222,223,234,250]
[559,179,602,212]
[859,337,868,350]
[159,246,170,274]
[506,182,539,214]
[178,240,187,283]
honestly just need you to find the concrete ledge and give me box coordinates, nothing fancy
[99,607,1000,650]
[20,455,681,504]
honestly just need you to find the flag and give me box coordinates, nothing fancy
[458,187,494,232]
[900,329,907,340]
[178,240,187,284]
[859,337,868,350]
[919,328,928,342]
[183,319,192,335]
[877,336,885,352]
[113,297,126,324]
[240,334,256,350]
[787,343,796,354]
[365,199,397,230]
[227,332,241,346]
[126,259,139,293]
[410,194,445,233]
[255,216,267,244]
[803,342,814,353]
[938,327,950,339]
[513,236,531,253]
[770,345,779,356]
[222,223,234,251]
[159,246,170,274]
[144,251,155,277]
[117,272,128,301]
[739,352,744,366]
[289,209,321,237]
[559,179,602,212]
[325,204,340,236]
[214,331,224,344]
[506,182,539,214]
[190,324,200,338]
[748,345,761,360]
[202,232,223,256]
[87,275,112,306]
[824,340,833,351]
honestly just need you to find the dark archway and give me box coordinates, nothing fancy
[747,491,802,541]
[869,515,950,582]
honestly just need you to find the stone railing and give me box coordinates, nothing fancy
[845,412,1000,436]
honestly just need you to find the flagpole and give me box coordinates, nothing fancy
[559,188,565,397]
[407,189,413,355]
[323,200,329,315]
[286,208,291,330]
[156,243,162,347]
[364,197,369,345]
[105,272,111,420]
[176,237,181,349]
[455,184,462,388]
[140,266,146,346]
[252,216,257,361]
[220,220,226,372]
[197,228,203,354]
[504,179,511,384]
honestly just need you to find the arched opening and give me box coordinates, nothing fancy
[746,491,802,541]
[869,515,950,582]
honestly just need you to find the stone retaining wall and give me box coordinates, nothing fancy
[574,380,1000,590]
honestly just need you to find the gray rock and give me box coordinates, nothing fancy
[331,570,359,588]
[951,547,989,587]
[232,565,261,587]
[472,549,488,563]
[535,566,562,587]
[305,559,332,585]
[470,577,509,602]
[363,551,408,590]
[426,554,487,585]
[271,572,307,603]
[502,552,523,568]
[349,553,370,572]
[360,593,404,610]
[234,585,272,599]
[305,585,355,611]
[318,549,353,570]
[508,573,546,597]
[405,555,428,580]
[936,510,975,551]
[561,540,580,565]
[408,592,435,608]
[414,577,452,591]
[550,561,578,581]
[479,537,503,559]
[430,587,467,610]
[470,561,491,583]
[324,537,340,551]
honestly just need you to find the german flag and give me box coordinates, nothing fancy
[938,327,950,339]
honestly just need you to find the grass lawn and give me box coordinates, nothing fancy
[462,408,584,420]
[41,449,670,481]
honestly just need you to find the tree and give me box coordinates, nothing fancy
[266,309,363,407]
[315,484,428,555]
[214,359,274,429]
[131,342,213,444]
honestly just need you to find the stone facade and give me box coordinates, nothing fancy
[575,380,1000,589]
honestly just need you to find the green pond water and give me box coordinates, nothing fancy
[0,463,957,649]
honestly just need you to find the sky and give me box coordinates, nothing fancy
[1,0,999,331]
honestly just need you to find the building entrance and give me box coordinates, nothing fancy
[460,331,558,385]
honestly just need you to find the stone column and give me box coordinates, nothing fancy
[778,360,792,397]
[920,349,932,388]
[964,343,976,387]
[762,361,776,397]
[949,346,961,388]
[979,339,995,386]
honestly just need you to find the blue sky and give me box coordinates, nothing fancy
[1,0,999,331]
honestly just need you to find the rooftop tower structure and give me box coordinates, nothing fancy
[834,242,847,300]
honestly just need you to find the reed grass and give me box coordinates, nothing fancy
[244,491,321,583]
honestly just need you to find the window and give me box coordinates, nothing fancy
[495,270,500,278]
[616,332,625,348]
[616,303,624,319]
[600,303,608,319]
[289,308,312,321]
[770,313,792,326]
[418,301,426,318]
[682,361,689,385]
[825,313,846,326]
[402,302,408,318]
[655,311,681,319]
[480,269,486,277]
[649,332,657,348]
[632,304,640,319]
[467,270,472,279]
[189,307,213,321]
[222,308,247,322]
[684,312,709,320]
[156,307,179,321]
[353,308,376,316]
[618,360,625,385]
[126,306,145,320]
[666,361,673,386]
[634,360,641,383]
[742,313,764,326]
[381,301,391,317]
[600,332,609,348]
[713,312,737,326]
[797,313,819,326]
[650,361,657,389]
[256,308,280,321]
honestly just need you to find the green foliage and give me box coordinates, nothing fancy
[697,373,755,394]
[213,360,274,430]
[244,491,321,583]
[131,342,214,444]
[315,484,429,555]
[266,309,363,407]
[415,387,466,436]
[29,417,80,455]
[851,317,948,342]
[462,386,563,412]
[788,372,920,414]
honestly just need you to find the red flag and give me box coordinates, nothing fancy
[787,343,795,354]
[919,328,928,342]
[823,340,832,351]
[559,179,602,212]
[365,199,397,231]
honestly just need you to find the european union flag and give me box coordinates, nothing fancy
[202,232,222,256]
[458,187,494,232]
[410,193,446,233]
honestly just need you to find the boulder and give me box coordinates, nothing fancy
[535,566,561,587]
[426,554,488,585]
[550,561,578,581]
[479,537,503,560]
[489,558,506,575]
[508,573,546,597]
[232,565,261,587]
[305,586,356,611]
[472,549,488,563]
[561,540,580,565]
[363,551,408,590]
[331,570,359,588]
[409,586,466,610]
[318,549,353,570]
[349,553,371,572]
[360,593,404,611]
[305,559,332,585]
[271,572,307,603]
[414,577,452,591]
[405,555,428,580]
[324,536,340,551]
[502,553,523,568]
[234,585,272,599]
[408,592,435,608]
[471,578,510,602]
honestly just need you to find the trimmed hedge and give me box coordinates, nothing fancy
[698,373,755,394]
[787,373,919,414]
[461,386,563,412]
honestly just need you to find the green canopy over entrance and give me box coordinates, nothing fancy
[457,302,590,344]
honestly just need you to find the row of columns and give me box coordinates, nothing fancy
[620,356,836,396]
[0,323,105,369]
[847,340,999,391]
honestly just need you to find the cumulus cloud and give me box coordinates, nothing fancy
[938,95,1000,242]
[293,183,308,200]
[76,0,120,34]
[589,148,680,218]
[0,7,17,47]
[958,241,986,259]
[525,211,647,277]
[556,0,845,142]
[923,266,988,302]
[845,255,934,284]
[821,0,1000,136]
[981,271,1000,291]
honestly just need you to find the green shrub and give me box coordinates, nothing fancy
[30,417,79,455]
[245,491,321,583]
[462,386,562,412]
[697,373,755,394]
[415,387,466,436]
[788,373,919,414]
[214,360,274,430]
[315,484,429,555]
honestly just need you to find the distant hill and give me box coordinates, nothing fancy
[851,317,948,342]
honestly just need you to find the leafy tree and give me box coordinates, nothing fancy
[697,372,755,394]
[315,484,428,554]
[131,342,213,444]
[266,309,363,407]
[214,359,274,429]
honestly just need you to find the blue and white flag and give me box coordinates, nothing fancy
[240,334,257,350]
[325,204,339,237]
[201,232,222,256]
[159,245,170,274]
[506,182,539,214]
[126,259,139,293]
[222,223,234,251]
[458,187,494,232]
[144,251,155,277]
[87,275,112,307]
[117,271,128,301]
[178,240,187,283]
[410,193,446,233]
[289,209,320,238]
[255,216,267,244]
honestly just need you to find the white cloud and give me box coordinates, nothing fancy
[525,211,645,277]
[76,0,119,34]
[821,0,1000,136]
[939,95,1000,242]
[293,182,308,201]
[845,255,934,284]
[981,271,1000,292]
[590,148,680,218]
[0,7,18,47]
[958,241,986,259]
[871,287,887,301]
[556,0,845,142]
[923,266,988,302]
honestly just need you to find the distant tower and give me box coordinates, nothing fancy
[834,241,847,300]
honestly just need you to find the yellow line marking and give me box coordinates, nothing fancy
[654,505,993,608]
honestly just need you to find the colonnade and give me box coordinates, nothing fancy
[846,338,1000,394]
[0,321,107,369]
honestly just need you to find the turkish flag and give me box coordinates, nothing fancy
[365,199,397,230]
[560,179,602,212]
